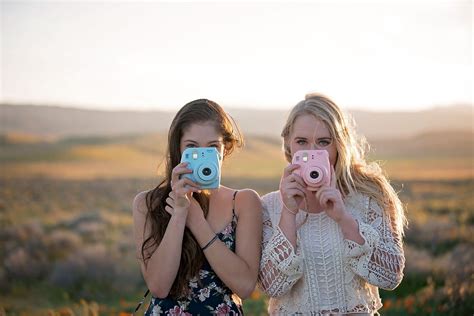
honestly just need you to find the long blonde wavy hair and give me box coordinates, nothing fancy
[281,93,407,236]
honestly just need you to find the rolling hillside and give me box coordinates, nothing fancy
[1,103,472,139]
[1,130,472,180]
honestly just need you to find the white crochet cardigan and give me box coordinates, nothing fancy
[258,191,405,315]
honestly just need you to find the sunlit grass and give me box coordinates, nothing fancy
[1,132,473,315]
[382,157,473,180]
[1,132,56,144]
[2,134,472,181]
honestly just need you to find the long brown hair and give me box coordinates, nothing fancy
[141,99,243,298]
[281,93,407,236]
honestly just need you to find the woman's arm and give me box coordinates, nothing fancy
[188,189,263,299]
[315,170,405,290]
[132,191,187,298]
[344,197,405,290]
[277,164,307,248]
[257,193,304,297]
[257,164,307,297]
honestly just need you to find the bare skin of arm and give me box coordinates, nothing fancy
[166,188,263,299]
[132,163,200,298]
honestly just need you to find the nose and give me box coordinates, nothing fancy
[310,143,318,150]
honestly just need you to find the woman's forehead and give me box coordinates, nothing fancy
[291,114,331,137]
[182,121,222,140]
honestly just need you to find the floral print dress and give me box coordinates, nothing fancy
[145,191,243,316]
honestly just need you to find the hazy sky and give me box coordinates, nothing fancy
[1,0,472,111]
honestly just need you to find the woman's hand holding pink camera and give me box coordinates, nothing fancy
[315,166,348,223]
[280,164,307,214]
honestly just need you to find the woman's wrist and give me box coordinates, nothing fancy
[201,234,219,251]
[169,210,188,227]
[187,214,207,235]
[191,220,219,250]
[336,210,353,225]
[337,212,364,244]
[282,202,298,215]
[172,206,189,218]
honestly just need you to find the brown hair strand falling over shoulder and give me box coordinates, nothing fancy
[141,99,243,298]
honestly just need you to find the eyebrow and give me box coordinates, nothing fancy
[294,136,332,140]
[183,139,222,144]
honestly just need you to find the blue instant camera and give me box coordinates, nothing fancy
[180,147,222,189]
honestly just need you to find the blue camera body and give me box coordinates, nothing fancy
[180,147,222,189]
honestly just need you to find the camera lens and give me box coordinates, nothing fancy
[202,167,212,176]
[310,171,319,179]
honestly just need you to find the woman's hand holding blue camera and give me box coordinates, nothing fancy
[165,162,205,229]
[170,162,200,207]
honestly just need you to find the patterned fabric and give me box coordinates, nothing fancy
[258,191,405,315]
[145,192,243,316]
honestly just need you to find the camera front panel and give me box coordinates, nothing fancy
[180,147,221,189]
[292,150,331,191]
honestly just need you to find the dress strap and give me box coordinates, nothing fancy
[232,190,239,218]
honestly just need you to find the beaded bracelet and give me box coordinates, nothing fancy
[202,234,219,251]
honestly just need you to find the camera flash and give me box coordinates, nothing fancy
[192,151,198,160]
[303,153,308,162]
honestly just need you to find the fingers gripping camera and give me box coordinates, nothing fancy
[292,150,331,191]
[180,147,222,189]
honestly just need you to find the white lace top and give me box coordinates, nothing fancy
[258,191,405,316]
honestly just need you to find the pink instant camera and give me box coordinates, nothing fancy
[292,150,331,191]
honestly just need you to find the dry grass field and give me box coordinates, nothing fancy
[0,131,473,315]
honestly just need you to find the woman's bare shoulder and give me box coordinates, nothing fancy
[236,188,260,201]
[132,190,152,215]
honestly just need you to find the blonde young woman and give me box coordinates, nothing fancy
[258,94,407,315]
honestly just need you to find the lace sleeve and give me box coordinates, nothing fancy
[344,197,405,290]
[257,193,304,297]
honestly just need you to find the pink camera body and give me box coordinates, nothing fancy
[292,150,331,191]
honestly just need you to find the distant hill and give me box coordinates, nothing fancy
[369,130,474,159]
[1,128,472,180]
[350,105,473,139]
[1,103,472,140]
[0,104,176,137]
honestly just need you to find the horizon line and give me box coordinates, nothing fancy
[1,101,473,114]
